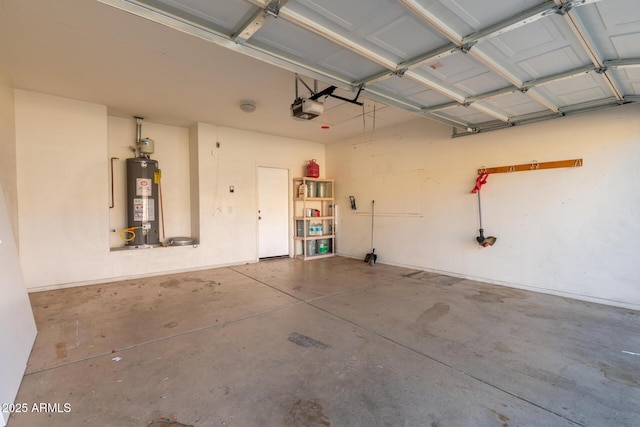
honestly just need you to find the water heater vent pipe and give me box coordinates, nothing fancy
[135,116,143,144]
[133,116,154,157]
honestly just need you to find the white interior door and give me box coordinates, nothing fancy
[0,187,37,427]
[258,167,289,258]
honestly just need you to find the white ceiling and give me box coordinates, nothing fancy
[1,0,639,143]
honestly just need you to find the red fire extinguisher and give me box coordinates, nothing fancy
[306,159,319,178]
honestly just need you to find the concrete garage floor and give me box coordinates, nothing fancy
[8,257,640,426]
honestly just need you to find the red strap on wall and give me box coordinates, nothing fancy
[471,172,488,193]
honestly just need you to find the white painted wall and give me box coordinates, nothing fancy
[12,89,640,309]
[15,90,111,286]
[0,74,37,427]
[0,66,19,242]
[327,103,640,310]
[0,80,37,426]
[192,123,325,265]
[0,187,37,427]
[13,91,325,290]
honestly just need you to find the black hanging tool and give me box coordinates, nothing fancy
[349,196,357,210]
[472,172,496,247]
[364,200,377,265]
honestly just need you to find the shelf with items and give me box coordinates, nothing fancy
[292,177,335,260]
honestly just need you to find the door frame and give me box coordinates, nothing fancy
[256,164,292,260]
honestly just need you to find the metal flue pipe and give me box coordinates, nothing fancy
[135,116,143,144]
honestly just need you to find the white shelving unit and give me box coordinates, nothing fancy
[293,177,335,260]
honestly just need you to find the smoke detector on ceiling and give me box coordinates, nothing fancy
[239,101,256,113]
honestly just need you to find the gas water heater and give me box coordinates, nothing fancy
[125,117,160,247]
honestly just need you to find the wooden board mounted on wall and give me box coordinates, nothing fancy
[478,159,583,175]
